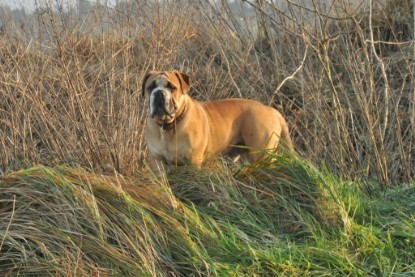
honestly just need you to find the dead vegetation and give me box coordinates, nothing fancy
[0,0,413,186]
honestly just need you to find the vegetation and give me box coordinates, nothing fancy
[1,154,414,275]
[0,0,414,275]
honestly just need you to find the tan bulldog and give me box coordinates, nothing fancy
[142,70,294,169]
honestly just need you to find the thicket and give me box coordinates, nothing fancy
[0,0,414,186]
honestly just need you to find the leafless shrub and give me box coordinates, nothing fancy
[0,0,413,186]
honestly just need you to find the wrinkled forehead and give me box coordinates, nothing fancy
[147,72,180,88]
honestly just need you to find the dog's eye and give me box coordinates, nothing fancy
[148,82,157,92]
[166,83,176,91]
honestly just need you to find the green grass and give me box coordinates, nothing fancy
[1,154,414,276]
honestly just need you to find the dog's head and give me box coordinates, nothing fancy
[142,70,191,123]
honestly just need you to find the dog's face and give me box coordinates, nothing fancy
[142,70,191,123]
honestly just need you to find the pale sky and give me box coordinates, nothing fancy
[0,0,118,12]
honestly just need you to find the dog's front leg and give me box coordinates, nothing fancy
[189,151,206,168]
[146,155,168,177]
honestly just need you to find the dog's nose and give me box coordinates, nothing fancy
[153,90,165,105]
[154,90,164,97]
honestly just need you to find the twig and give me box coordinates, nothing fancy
[412,0,415,134]
[411,0,415,133]
[269,45,308,106]
[367,0,390,138]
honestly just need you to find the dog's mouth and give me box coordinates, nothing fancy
[151,106,176,120]
[150,93,177,122]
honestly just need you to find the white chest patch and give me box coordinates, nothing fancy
[147,130,191,165]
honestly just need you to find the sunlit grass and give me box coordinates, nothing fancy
[1,153,414,275]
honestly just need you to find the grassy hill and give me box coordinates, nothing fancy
[1,153,414,275]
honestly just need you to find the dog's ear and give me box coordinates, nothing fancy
[141,72,152,97]
[174,70,191,94]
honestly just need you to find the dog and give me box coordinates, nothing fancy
[142,70,294,170]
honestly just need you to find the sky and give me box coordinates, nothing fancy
[0,0,118,12]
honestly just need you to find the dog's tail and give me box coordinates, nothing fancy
[280,116,294,151]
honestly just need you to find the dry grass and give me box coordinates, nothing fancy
[1,154,414,275]
[0,0,414,186]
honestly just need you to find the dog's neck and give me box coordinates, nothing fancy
[157,102,187,131]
